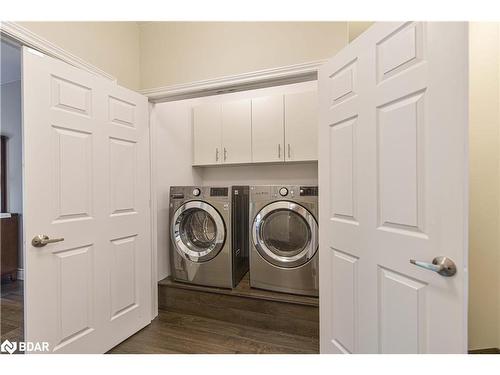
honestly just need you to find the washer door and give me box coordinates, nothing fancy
[252,201,318,268]
[171,201,226,262]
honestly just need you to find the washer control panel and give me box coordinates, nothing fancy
[210,187,229,197]
[192,188,201,197]
[279,187,289,197]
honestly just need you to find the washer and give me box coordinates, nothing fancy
[249,185,319,296]
[169,186,249,289]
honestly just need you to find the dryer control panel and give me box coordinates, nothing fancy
[299,186,318,196]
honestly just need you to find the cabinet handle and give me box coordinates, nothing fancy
[223,147,227,161]
[215,148,219,162]
[287,143,291,159]
[278,144,281,159]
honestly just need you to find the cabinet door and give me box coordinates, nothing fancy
[193,103,222,165]
[252,95,284,162]
[285,90,318,161]
[222,99,251,164]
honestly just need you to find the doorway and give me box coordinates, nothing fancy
[0,38,23,353]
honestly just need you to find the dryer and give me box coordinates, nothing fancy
[169,186,249,289]
[249,185,319,296]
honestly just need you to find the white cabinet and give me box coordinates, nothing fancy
[193,99,252,166]
[193,103,222,165]
[221,99,252,163]
[193,85,318,166]
[284,90,318,161]
[251,95,284,163]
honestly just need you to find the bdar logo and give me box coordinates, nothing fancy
[1,339,17,354]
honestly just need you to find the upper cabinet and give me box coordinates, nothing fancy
[222,99,252,164]
[193,103,222,165]
[284,90,318,162]
[192,83,318,166]
[193,99,252,166]
[251,95,284,163]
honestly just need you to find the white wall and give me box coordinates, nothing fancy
[15,22,370,91]
[154,101,204,281]
[468,22,500,351]
[201,163,317,186]
[0,80,23,268]
[154,81,319,281]
[17,22,141,90]
[348,22,373,42]
[139,22,349,89]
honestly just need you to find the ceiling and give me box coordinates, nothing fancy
[1,40,21,85]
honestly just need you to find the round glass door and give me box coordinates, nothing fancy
[252,201,318,268]
[171,201,226,262]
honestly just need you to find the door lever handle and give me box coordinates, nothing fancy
[32,234,64,248]
[409,256,457,277]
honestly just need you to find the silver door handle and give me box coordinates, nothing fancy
[32,234,64,248]
[215,148,219,162]
[409,256,457,277]
[287,143,291,159]
[223,147,227,161]
[278,144,281,159]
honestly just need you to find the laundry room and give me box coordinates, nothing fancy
[149,61,323,354]
[2,7,500,369]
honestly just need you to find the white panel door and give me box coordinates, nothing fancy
[221,98,251,164]
[318,22,468,353]
[251,95,284,163]
[23,47,151,353]
[193,103,222,165]
[284,90,318,162]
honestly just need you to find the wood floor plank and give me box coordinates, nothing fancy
[108,309,319,354]
[157,311,318,353]
[1,280,24,342]
[164,297,319,337]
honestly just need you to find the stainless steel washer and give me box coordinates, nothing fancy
[169,186,249,288]
[249,185,319,296]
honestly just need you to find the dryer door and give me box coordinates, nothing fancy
[171,201,226,262]
[252,201,318,268]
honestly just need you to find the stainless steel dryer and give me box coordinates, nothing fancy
[169,186,249,289]
[249,185,319,296]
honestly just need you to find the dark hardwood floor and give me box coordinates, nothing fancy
[469,348,500,354]
[110,274,320,354]
[158,274,319,338]
[1,279,24,353]
[3,277,495,354]
[108,309,319,354]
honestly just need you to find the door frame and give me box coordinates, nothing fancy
[0,24,159,321]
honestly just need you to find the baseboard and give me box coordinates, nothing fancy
[469,347,500,354]
[17,268,24,280]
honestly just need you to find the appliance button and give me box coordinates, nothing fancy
[279,187,289,197]
[192,188,201,197]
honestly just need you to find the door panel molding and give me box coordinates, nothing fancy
[23,47,151,353]
[319,22,468,354]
